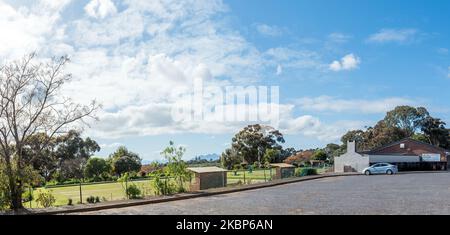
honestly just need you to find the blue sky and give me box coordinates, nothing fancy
[1,0,449,161]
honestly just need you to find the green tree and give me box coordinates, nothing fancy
[278,147,297,163]
[161,141,190,193]
[230,124,285,165]
[262,148,280,165]
[384,106,429,137]
[0,54,98,209]
[108,146,142,176]
[55,130,100,181]
[84,157,110,180]
[312,150,327,161]
[220,148,242,170]
[421,117,449,149]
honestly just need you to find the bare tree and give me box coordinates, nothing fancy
[0,53,99,210]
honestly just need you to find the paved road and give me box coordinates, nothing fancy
[77,172,450,215]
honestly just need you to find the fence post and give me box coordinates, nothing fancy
[79,180,83,204]
[269,167,272,181]
[29,186,33,208]
[263,168,267,182]
[125,178,129,199]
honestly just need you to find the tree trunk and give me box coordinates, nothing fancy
[10,186,23,210]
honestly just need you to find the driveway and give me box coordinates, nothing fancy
[75,172,450,215]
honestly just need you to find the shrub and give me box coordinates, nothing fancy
[35,189,56,208]
[101,196,108,202]
[295,168,317,177]
[152,175,177,195]
[86,196,96,204]
[67,198,73,206]
[126,184,141,199]
[95,196,100,203]
[22,189,33,203]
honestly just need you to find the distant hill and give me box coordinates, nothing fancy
[191,153,220,162]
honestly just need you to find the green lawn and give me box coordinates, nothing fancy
[24,167,331,208]
[25,179,155,208]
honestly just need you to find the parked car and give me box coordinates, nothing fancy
[362,163,398,175]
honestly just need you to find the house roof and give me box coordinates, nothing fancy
[187,166,227,173]
[361,138,449,156]
[269,163,295,168]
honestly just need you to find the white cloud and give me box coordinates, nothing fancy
[0,0,358,143]
[84,0,117,19]
[437,48,448,55]
[329,53,360,71]
[264,47,324,70]
[0,0,71,59]
[328,33,352,43]
[255,23,283,37]
[296,96,416,114]
[367,28,418,44]
[99,142,123,149]
[279,113,367,142]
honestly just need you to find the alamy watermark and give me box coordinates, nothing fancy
[171,77,280,127]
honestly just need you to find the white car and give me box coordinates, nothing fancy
[362,163,398,175]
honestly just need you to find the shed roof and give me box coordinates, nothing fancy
[269,163,295,168]
[187,166,227,173]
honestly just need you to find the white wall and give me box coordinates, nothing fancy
[334,141,369,172]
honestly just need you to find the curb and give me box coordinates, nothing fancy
[29,173,361,215]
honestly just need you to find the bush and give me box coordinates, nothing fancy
[152,175,177,195]
[22,189,33,203]
[295,168,317,177]
[126,184,142,199]
[67,198,73,206]
[86,196,96,204]
[95,196,100,203]
[35,189,56,208]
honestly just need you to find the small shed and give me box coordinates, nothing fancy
[270,163,296,179]
[187,167,228,190]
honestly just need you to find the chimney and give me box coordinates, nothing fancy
[347,141,356,153]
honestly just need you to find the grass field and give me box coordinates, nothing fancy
[25,179,155,208]
[25,167,330,208]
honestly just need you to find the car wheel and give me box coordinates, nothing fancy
[364,170,371,176]
[386,169,393,175]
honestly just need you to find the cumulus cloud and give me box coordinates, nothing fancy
[367,28,418,44]
[0,0,71,59]
[0,0,354,143]
[296,96,416,114]
[329,53,360,71]
[84,0,117,19]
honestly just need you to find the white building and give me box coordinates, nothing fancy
[334,138,449,172]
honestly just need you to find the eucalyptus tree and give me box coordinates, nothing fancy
[0,53,98,210]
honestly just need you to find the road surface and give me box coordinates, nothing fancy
[75,172,450,215]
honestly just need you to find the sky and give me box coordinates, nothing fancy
[0,0,449,161]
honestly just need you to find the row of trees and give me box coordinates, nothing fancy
[220,106,450,170]
[221,124,308,169]
[338,106,450,153]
